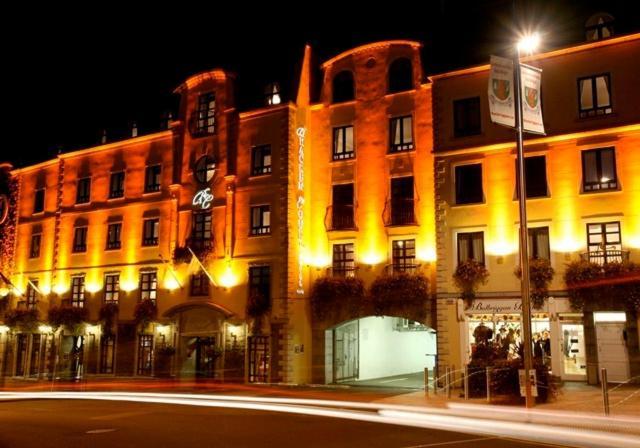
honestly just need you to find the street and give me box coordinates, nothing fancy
[0,399,569,448]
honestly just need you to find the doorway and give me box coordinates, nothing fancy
[560,323,587,380]
[333,320,358,381]
[595,312,630,383]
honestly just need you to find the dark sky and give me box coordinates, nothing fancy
[5,1,639,168]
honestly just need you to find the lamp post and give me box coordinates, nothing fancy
[514,32,540,409]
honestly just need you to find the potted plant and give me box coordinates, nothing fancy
[5,308,39,332]
[515,258,555,309]
[155,345,176,377]
[453,260,489,308]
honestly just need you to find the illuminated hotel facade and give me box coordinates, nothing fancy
[0,32,638,386]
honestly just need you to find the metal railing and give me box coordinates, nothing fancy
[384,263,420,275]
[580,249,629,264]
[383,198,417,226]
[325,205,356,231]
[327,266,357,278]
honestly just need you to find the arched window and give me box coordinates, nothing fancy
[332,71,355,103]
[194,155,217,184]
[388,58,413,93]
[585,13,615,41]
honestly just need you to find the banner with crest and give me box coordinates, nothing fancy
[488,55,515,128]
[519,63,545,134]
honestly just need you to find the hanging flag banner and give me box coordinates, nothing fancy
[520,63,545,135]
[488,55,515,128]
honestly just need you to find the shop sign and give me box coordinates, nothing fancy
[192,187,214,210]
[468,300,523,314]
[296,127,306,295]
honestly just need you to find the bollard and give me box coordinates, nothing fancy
[464,365,469,400]
[434,364,439,395]
[447,366,452,398]
[424,367,429,396]
[601,368,610,416]
[486,367,492,403]
[444,367,450,398]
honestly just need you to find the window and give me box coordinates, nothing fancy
[191,212,212,251]
[265,82,281,106]
[71,276,86,308]
[251,145,272,176]
[144,165,162,193]
[106,223,122,250]
[100,335,116,374]
[392,239,417,273]
[248,266,271,303]
[332,71,354,103]
[587,222,622,264]
[109,171,125,199]
[137,335,154,375]
[250,205,271,235]
[582,147,617,192]
[457,231,485,265]
[516,156,549,198]
[72,227,88,253]
[194,155,216,184]
[332,126,354,160]
[389,116,413,153]
[26,280,39,310]
[196,92,216,135]
[76,177,91,204]
[578,74,612,118]
[190,272,210,297]
[390,177,415,226]
[331,183,354,230]
[142,219,159,246]
[33,189,45,213]
[454,97,481,137]
[388,58,413,93]
[528,227,550,260]
[332,243,355,277]
[585,14,614,41]
[455,164,483,204]
[30,233,41,258]
[139,271,157,303]
[104,273,120,303]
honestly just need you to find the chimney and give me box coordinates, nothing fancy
[131,121,138,138]
[101,129,107,144]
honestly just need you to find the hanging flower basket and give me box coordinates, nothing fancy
[515,258,555,309]
[369,272,430,322]
[246,293,270,335]
[5,308,39,331]
[99,302,119,335]
[310,276,365,324]
[134,300,158,329]
[47,306,89,334]
[453,260,489,308]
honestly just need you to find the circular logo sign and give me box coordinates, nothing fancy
[0,194,8,225]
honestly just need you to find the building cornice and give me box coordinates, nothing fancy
[321,40,422,69]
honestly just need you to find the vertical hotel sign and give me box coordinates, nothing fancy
[296,127,306,295]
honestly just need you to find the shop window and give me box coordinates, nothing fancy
[144,164,162,193]
[195,92,216,135]
[332,71,354,103]
[528,227,550,260]
[586,221,622,264]
[582,147,617,192]
[333,126,355,160]
[265,82,281,106]
[104,273,120,303]
[578,74,612,118]
[251,145,272,176]
[455,163,483,204]
[72,227,88,253]
[109,171,125,199]
[332,243,355,278]
[388,58,413,93]
[76,177,91,204]
[29,233,41,258]
[106,223,122,250]
[457,231,485,265]
[190,272,210,297]
[26,280,39,310]
[139,271,157,303]
[71,276,86,308]
[137,335,154,376]
[454,97,481,137]
[142,219,159,246]
[389,116,414,153]
[331,183,354,230]
[392,239,417,273]
[33,189,45,213]
[250,205,271,236]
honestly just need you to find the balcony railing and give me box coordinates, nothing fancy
[384,263,420,275]
[187,237,213,254]
[383,198,417,226]
[325,205,356,231]
[580,250,630,265]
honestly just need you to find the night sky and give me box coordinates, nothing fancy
[5,1,639,168]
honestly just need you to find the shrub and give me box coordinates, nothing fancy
[369,272,430,322]
[99,302,119,335]
[47,306,88,333]
[515,258,555,309]
[5,308,39,331]
[453,260,489,308]
[310,276,365,323]
[134,300,158,328]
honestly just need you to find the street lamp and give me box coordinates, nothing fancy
[514,32,540,408]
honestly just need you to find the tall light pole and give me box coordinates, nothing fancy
[514,32,540,409]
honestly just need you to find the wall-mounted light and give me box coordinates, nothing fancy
[38,324,53,334]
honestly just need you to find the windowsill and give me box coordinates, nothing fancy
[191,132,217,139]
[328,100,356,108]
[105,247,122,252]
[141,244,159,248]
[248,173,272,180]
[71,251,87,255]
[450,201,486,208]
[512,194,551,201]
[32,211,45,216]
[107,196,125,202]
[330,157,356,165]
[143,190,162,196]
[451,132,484,140]
[327,227,358,232]
[249,233,272,238]
[75,202,91,207]
[577,111,616,121]
[579,187,622,196]
[386,149,415,157]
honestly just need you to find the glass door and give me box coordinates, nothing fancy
[560,323,587,380]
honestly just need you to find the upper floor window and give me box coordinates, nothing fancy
[332,243,355,278]
[26,280,39,310]
[388,58,413,93]
[142,219,159,246]
[578,74,612,118]
[455,163,483,204]
[392,239,417,273]
[457,231,485,265]
[390,176,415,226]
[196,92,216,135]
[585,13,614,41]
[191,211,212,250]
[528,227,550,260]
[389,116,414,153]
[454,97,481,137]
[71,275,86,308]
[332,71,355,103]
[251,145,272,176]
[516,156,549,198]
[331,183,355,230]
[265,82,281,106]
[33,189,45,214]
[333,126,355,160]
[586,222,623,264]
[194,156,217,184]
[250,205,271,236]
[582,147,617,192]
[76,177,91,204]
[144,165,162,193]
[248,265,271,303]
[109,171,125,199]
[30,233,41,259]
[139,271,157,303]
[106,223,122,250]
[190,272,210,297]
[104,273,120,303]
[72,227,88,253]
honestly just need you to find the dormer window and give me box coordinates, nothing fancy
[585,13,614,41]
[332,71,355,103]
[265,83,281,106]
[195,92,215,135]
